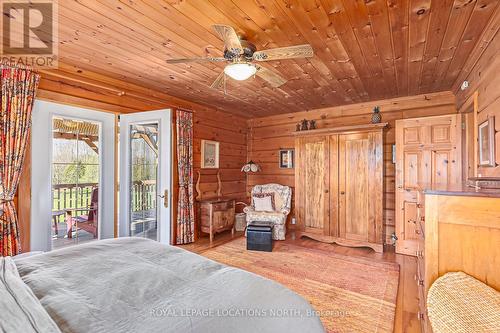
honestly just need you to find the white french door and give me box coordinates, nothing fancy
[119,110,171,245]
[30,100,116,252]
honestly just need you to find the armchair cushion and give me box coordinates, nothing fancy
[253,195,274,212]
[250,184,291,214]
[252,192,275,211]
[245,211,286,225]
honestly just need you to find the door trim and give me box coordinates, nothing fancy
[119,110,172,245]
[30,100,115,252]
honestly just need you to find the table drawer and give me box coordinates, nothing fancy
[212,201,234,211]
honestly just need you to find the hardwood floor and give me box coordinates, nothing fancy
[179,229,421,333]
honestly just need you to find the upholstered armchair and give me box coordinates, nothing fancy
[244,184,292,240]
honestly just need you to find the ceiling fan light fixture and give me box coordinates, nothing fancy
[224,63,256,81]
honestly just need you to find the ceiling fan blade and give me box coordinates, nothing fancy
[212,24,243,55]
[253,44,314,61]
[255,66,287,88]
[166,57,226,64]
[210,71,225,90]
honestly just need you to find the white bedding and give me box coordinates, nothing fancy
[14,237,324,333]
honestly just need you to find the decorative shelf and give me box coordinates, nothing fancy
[292,122,388,136]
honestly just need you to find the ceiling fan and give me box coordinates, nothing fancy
[166,24,314,89]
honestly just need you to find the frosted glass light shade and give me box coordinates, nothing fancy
[224,63,257,81]
[241,161,261,173]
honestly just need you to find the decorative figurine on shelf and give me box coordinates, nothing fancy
[296,119,317,131]
[309,119,316,130]
[300,119,309,131]
[371,106,381,124]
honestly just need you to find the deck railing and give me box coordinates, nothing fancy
[52,181,157,222]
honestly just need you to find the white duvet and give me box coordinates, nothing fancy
[14,237,324,333]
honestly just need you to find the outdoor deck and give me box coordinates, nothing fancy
[51,182,158,249]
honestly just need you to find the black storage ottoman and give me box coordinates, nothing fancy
[247,221,273,252]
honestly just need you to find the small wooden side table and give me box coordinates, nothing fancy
[197,197,235,242]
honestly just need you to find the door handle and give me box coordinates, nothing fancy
[158,190,168,208]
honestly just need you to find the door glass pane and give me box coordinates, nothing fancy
[51,117,100,249]
[129,123,158,240]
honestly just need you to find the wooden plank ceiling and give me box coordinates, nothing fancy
[47,0,499,117]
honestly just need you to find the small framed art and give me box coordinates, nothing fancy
[201,140,219,168]
[478,117,496,167]
[279,149,294,169]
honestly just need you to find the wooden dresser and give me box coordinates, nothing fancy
[197,198,235,242]
[411,183,500,332]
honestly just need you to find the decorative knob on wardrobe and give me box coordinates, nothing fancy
[340,191,345,195]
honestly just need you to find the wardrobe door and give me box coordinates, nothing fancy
[329,135,339,237]
[295,136,330,235]
[338,132,383,245]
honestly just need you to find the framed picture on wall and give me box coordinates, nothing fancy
[279,149,294,169]
[201,140,219,168]
[478,117,495,167]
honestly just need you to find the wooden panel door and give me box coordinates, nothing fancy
[295,136,330,235]
[339,131,383,247]
[396,114,461,256]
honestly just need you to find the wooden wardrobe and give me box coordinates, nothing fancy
[395,114,462,256]
[294,123,386,253]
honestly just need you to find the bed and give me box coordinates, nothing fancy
[4,237,324,333]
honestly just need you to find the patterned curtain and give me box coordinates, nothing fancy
[176,109,194,244]
[0,63,40,256]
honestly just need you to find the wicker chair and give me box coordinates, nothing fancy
[427,271,500,332]
[244,184,292,240]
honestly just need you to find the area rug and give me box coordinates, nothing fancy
[199,238,399,333]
